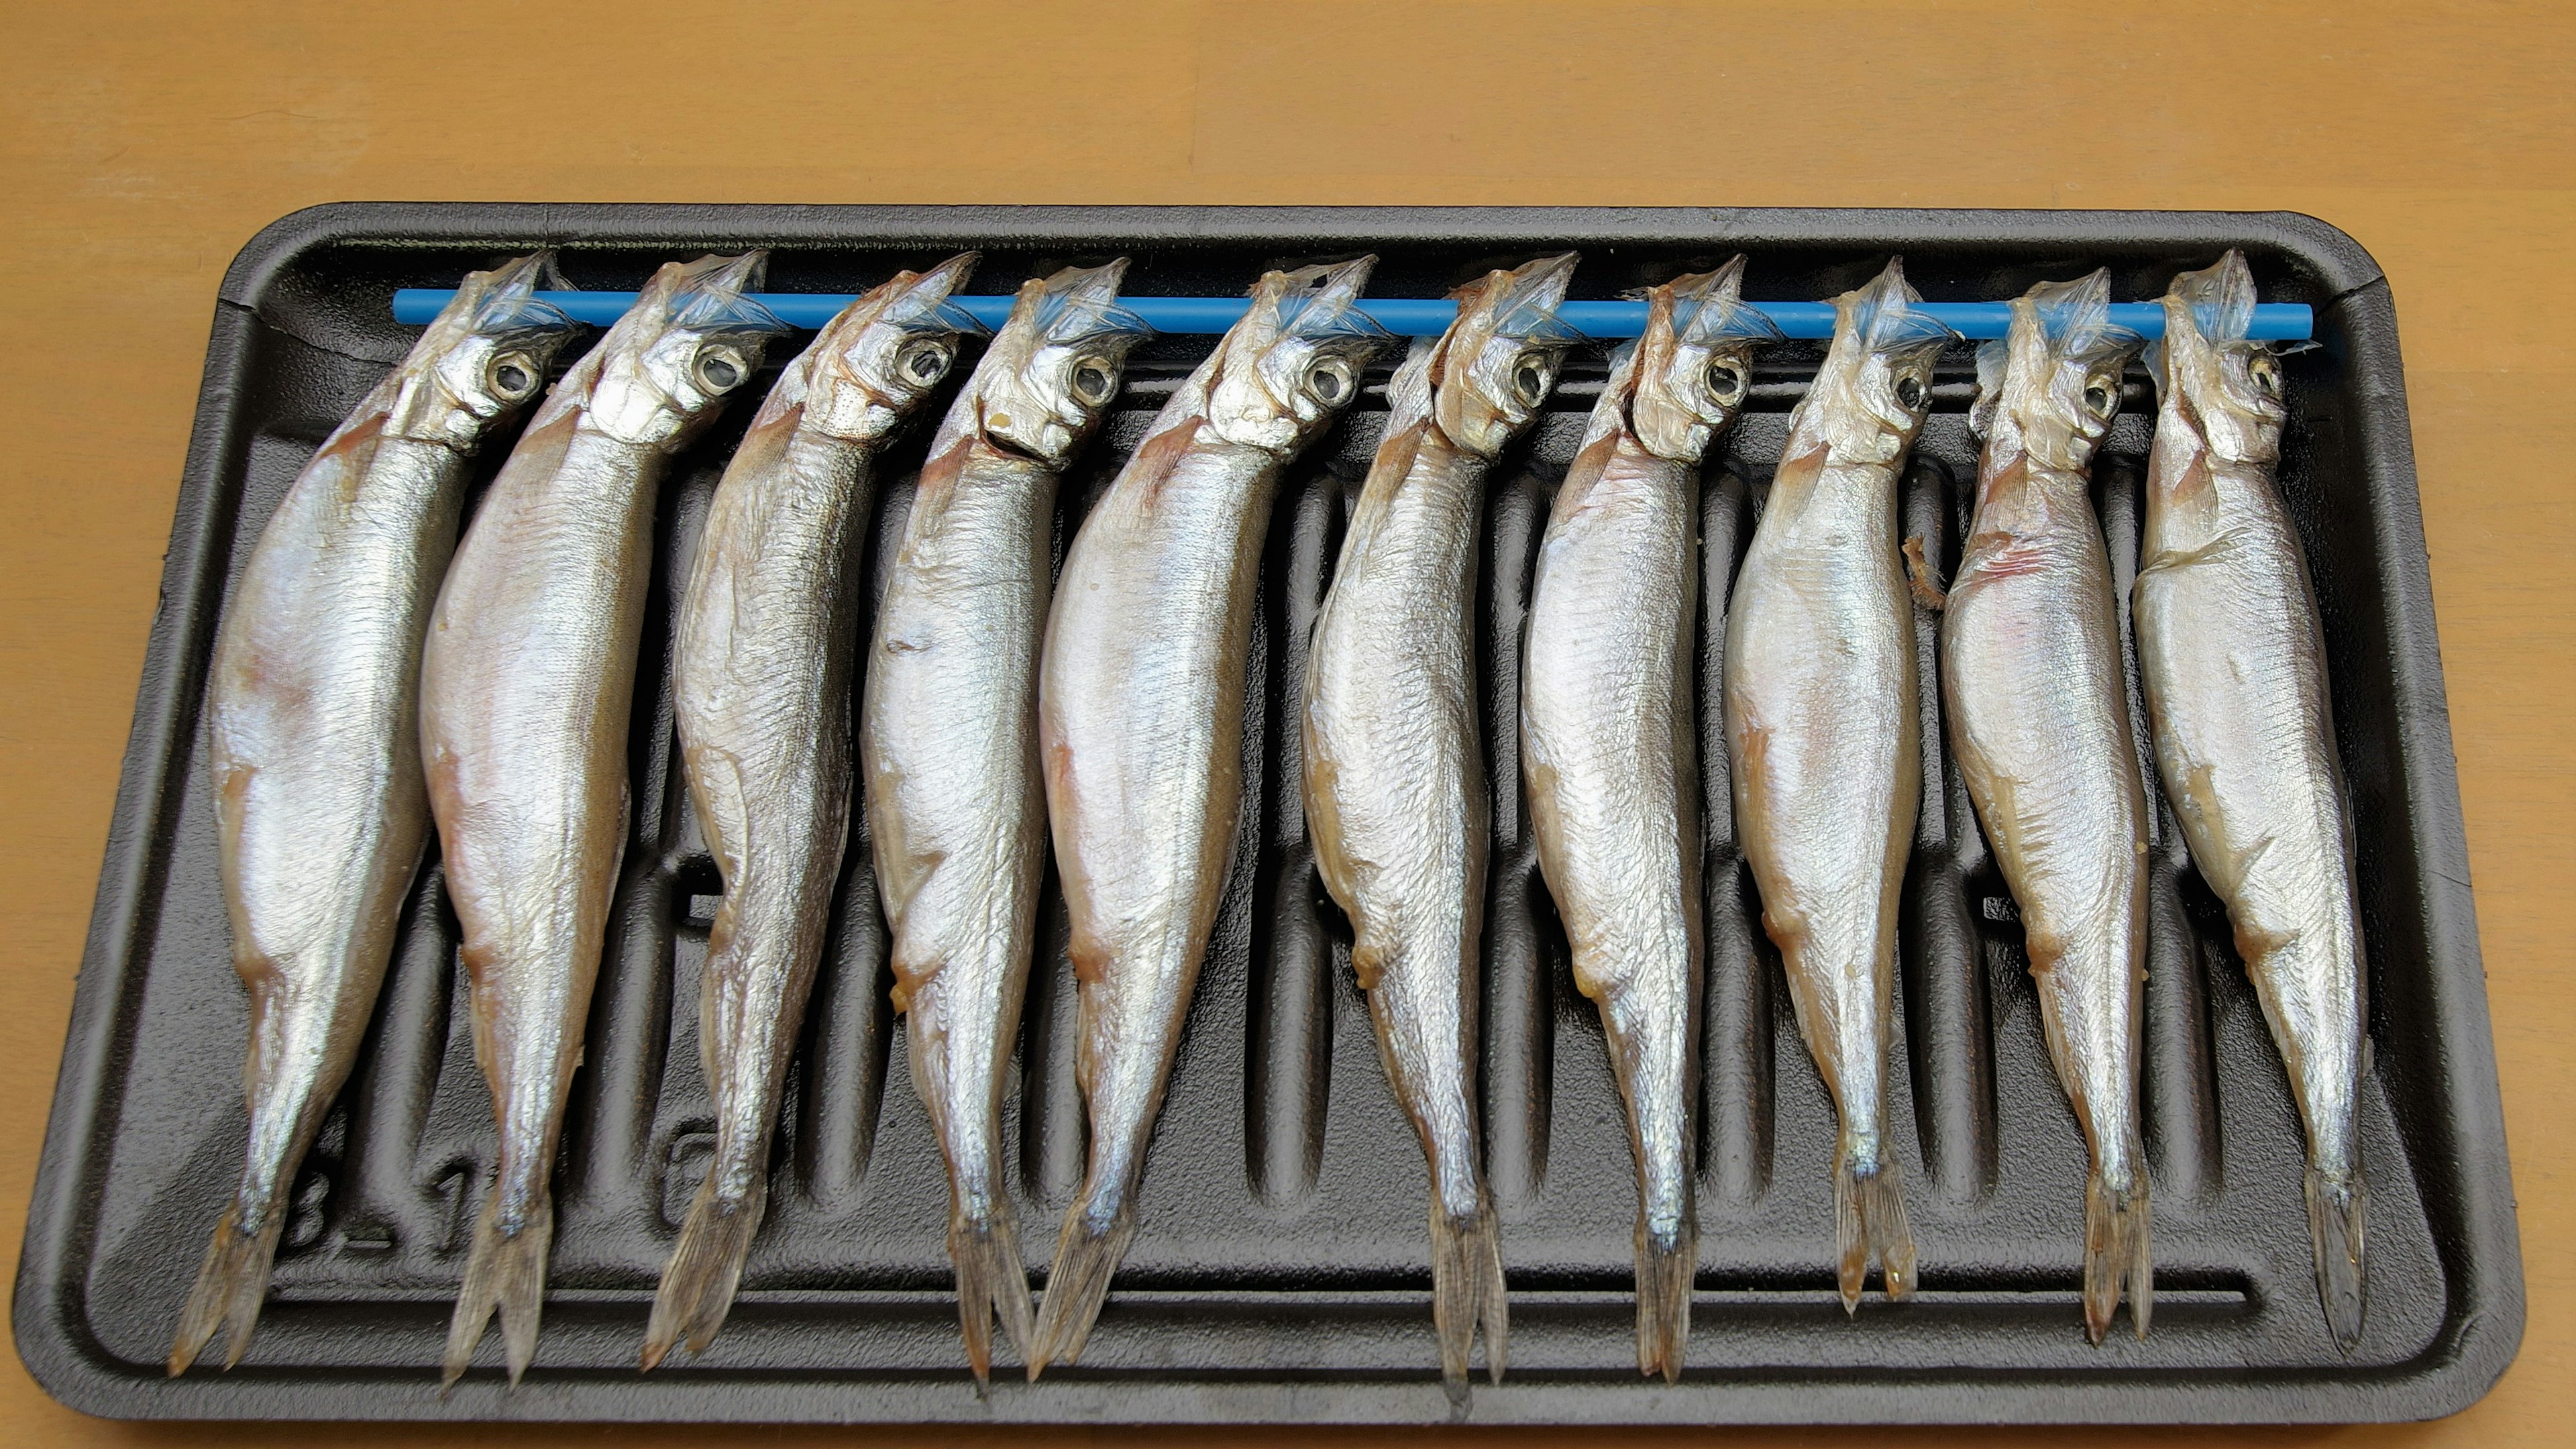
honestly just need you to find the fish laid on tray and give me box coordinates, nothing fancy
[2134,250,2369,1350]
[157,239,2384,1386]
[645,256,987,1371]
[1939,271,2154,1342]
[1301,253,1578,1400]
[1520,259,1778,1380]
[172,255,578,1376]
[865,261,1152,1385]
[1032,257,1392,1377]
[421,252,790,1386]
[1721,258,1952,1310]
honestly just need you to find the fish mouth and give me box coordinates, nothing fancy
[1482,252,1583,345]
[669,251,789,334]
[466,252,578,337]
[1669,255,1785,345]
[883,252,987,337]
[1843,258,1957,359]
[1273,255,1389,341]
[2024,270,2143,364]
[2167,249,2261,346]
[475,250,553,297]
[1037,258,1154,345]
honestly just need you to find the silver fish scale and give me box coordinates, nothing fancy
[868,443,1057,1217]
[208,434,466,1216]
[1726,446,1919,1176]
[1523,449,1700,1197]
[1042,434,1282,1206]
[1306,428,1490,1218]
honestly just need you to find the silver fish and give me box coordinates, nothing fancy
[1032,258,1391,1375]
[1303,252,1579,1401]
[864,261,1151,1385]
[1942,271,2152,1342]
[172,256,576,1376]
[1521,259,1776,1381]
[2135,250,2367,1349]
[643,255,985,1371]
[421,253,790,1386]
[1722,259,1951,1310]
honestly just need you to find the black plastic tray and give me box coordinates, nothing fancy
[12,204,2521,1425]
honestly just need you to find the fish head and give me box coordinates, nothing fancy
[1430,253,1582,458]
[387,252,580,447]
[1971,270,2142,472]
[1625,256,1782,462]
[2146,250,2286,467]
[581,252,792,451]
[1199,256,1393,454]
[1796,259,1955,466]
[782,252,986,444]
[967,260,1154,467]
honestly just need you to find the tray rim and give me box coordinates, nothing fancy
[11,201,2523,1426]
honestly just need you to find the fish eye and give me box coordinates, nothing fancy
[2247,352,2282,397]
[1511,354,1552,407]
[1895,374,1926,411]
[694,343,749,394]
[1070,356,1120,406]
[486,351,540,402]
[2082,379,2115,418]
[1305,356,1355,407]
[1706,358,1748,404]
[898,338,953,387]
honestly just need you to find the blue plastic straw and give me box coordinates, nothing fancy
[391,287,2313,341]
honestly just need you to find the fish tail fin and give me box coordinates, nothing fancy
[1028,1203,1136,1381]
[2082,1167,2154,1344]
[168,1200,286,1375]
[2306,1163,2367,1351]
[1428,1197,1509,1405]
[949,1201,1038,1389]
[1633,1215,1694,1383]
[639,1171,767,1371]
[441,1189,553,1389]
[1832,1142,1917,1312]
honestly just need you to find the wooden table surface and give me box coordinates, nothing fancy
[3,1,2566,1443]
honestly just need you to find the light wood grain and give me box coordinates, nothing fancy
[3,1,2566,1442]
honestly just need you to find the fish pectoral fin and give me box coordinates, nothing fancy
[1901,535,1947,610]
[2138,528,2244,580]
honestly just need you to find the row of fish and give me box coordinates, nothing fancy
[170,244,2369,1402]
